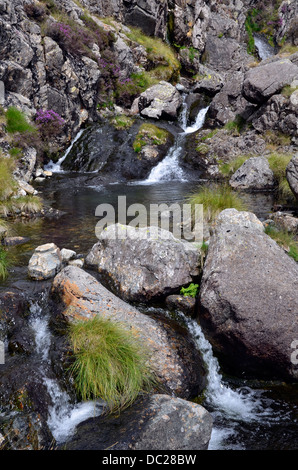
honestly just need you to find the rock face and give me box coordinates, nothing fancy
[51,266,207,398]
[199,209,298,381]
[243,59,298,104]
[28,243,62,280]
[286,155,298,200]
[229,156,275,190]
[64,394,213,450]
[86,224,201,302]
[166,295,196,317]
[137,81,183,120]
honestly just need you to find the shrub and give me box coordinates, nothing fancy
[68,316,157,412]
[187,184,247,223]
[180,283,199,298]
[35,109,65,139]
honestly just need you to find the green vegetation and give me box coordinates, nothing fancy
[265,226,298,261]
[187,185,247,223]
[0,156,17,201]
[195,144,209,155]
[267,153,294,199]
[245,1,284,50]
[68,316,156,412]
[245,8,261,54]
[199,129,218,142]
[0,195,43,217]
[133,124,169,153]
[281,85,298,98]
[180,283,199,298]
[264,130,291,151]
[219,155,250,177]
[223,116,246,135]
[0,246,8,280]
[5,107,36,135]
[110,114,134,130]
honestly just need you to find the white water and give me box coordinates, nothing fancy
[182,315,284,450]
[45,129,85,173]
[29,299,103,444]
[254,35,275,60]
[142,105,209,184]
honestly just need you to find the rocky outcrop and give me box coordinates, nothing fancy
[86,224,201,302]
[51,266,207,398]
[229,156,275,190]
[64,394,213,450]
[199,209,298,381]
[286,154,298,200]
[136,81,183,120]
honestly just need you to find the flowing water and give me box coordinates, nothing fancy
[254,34,276,60]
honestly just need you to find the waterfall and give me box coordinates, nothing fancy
[29,298,103,445]
[142,105,209,184]
[45,129,85,173]
[254,35,275,60]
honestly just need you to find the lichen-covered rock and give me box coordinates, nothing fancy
[51,266,207,398]
[28,243,62,280]
[86,224,201,302]
[229,156,275,190]
[64,394,213,450]
[137,81,183,120]
[199,209,298,381]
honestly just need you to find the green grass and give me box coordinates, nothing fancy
[180,283,199,298]
[110,115,134,130]
[265,226,298,261]
[5,107,36,135]
[0,195,42,217]
[133,123,169,153]
[223,116,246,135]
[68,316,157,412]
[219,155,250,177]
[0,246,8,280]
[281,85,298,98]
[267,153,294,199]
[187,184,248,223]
[0,156,17,201]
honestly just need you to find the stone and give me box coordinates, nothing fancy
[166,295,196,317]
[68,258,84,268]
[86,224,201,302]
[269,212,298,234]
[138,81,183,120]
[243,59,298,104]
[60,248,76,262]
[64,394,213,450]
[229,156,275,190]
[286,155,298,200]
[199,209,298,381]
[51,266,206,398]
[28,243,62,280]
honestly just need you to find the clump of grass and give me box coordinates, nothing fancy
[110,115,134,130]
[180,283,199,298]
[68,316,156,412]
[0,195,42,217]
[0,246,8,280]
[265,226,298,261]
[264,130,292,151]
[133,123,169,153]
[281,85,298,98]
[0,157,16,201]
[267,152,294,199]
[219,155,250,177]
[5,107,36,135]
[223,116,246,135]
[187,184,247,223]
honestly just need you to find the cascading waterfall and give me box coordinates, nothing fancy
[181,314,290,450]
[29,297,103,444]
[45,128,85,173]
[254,35,275,60]
[142,103,209,184]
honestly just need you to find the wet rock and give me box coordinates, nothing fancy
[137,81,183,120]
[166,295,196,318]
[269,212,298,234]
[28,243,62,280]
[199,209,298,381]
[286,154,298,200]
[64,394,213,450]
[243,59,298,104]
[229,156,275,191]
[86,224,201,302]
[51,266,207,398]
[193,65,224,96]
[60,248,76,262]
[2,236,30,247]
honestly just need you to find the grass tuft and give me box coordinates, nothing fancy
[5,107,36,135]
[265,225,298,261]
[68,316,157,412]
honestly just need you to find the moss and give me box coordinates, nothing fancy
[110,115,134,130]
[133,124,169,153]
[180,283,199,298]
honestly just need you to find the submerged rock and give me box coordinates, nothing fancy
[51,266,206,398]
[229,156,275,191]
[86,224,201,302]
[63,394,213,450]
[28,243,62,280]
[199,209,298,381]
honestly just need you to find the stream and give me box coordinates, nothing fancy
[2,99,298,450]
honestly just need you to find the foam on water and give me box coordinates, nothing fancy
[45,129,85,173]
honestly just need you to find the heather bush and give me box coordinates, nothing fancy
[35,109,65,139]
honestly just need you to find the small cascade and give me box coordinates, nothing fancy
[142,105,209,184]
[29,298,103,445]
[45,129,85,173]
[254,35,275,60]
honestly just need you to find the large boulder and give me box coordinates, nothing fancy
[85,224,201,302]
[51,266,206,398]
[229,156,275,190]
[286,154,298,200]
[243,59,298,104]
[28,243,62,280]
[199,209,298,381]
[136,81,183,120]
[63,394,213,450]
